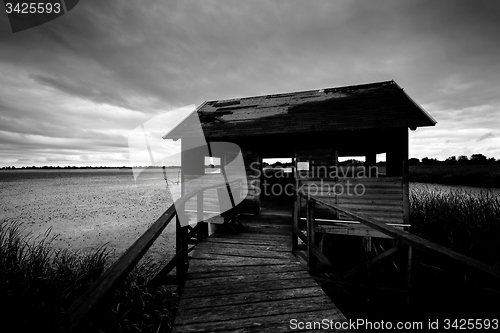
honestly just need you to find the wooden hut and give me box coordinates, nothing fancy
[165,80,435,225]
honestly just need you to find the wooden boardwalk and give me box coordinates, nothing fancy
[173,214,352,333]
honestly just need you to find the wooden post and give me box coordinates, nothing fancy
[175,194,189,284]
[364,236,373,303]
[181,223,188,280]
[197,191,205,242]
[306,199,317,269]
[334,150,339,220]
[292,197,300,251]
[406,244,413,314]
[175,214,184,283]
[292,164,300,251]
[365,153,376,170]
[365,151,376,184]
[402,129,410,225]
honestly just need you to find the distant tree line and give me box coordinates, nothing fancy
[2,154,499,170]
[410,154,499,165]
[0,165,181,170]
[0,166,128,170]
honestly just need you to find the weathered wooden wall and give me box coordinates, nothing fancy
[298,177,406,225]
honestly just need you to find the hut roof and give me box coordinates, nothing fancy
[164,80,436,140]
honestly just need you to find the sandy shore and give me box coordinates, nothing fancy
[0,169,182,264]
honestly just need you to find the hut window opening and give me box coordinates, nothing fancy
[261,158,294,203]
[204,156,221,174]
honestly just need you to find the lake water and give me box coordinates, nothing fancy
[0,168,182,262]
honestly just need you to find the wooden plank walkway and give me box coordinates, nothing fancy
[173,214,353,333]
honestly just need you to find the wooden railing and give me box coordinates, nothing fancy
[57,179,243,332]
[296,191,500,281]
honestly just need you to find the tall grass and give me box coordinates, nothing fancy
[0,220,108,331]
[0,220,178,333]
[409,186,500,268]
[86,258,178,333]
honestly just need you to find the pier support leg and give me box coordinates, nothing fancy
[292,197,300,251]
[363,236,374,303]
[176,215,188,287]
[406,244,413,316]
[307,199,317,270]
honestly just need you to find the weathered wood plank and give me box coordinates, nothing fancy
[199,240,291,252]
[179,286,325,310]
[310,193,403,201]
[208,233,291,243]
[190,252,295,263]
[316,224,395,238]
[240,226,293,235]
[238,221,292,228]
[187,258,298,268]
[337,213,404,224]
[336,204,403,212]
[173,308,349,333]
[239,214,292,223]
[175,295,334,325]
[186,263,304,277]
[239,218,292,225]
[202,237,291,247]
[211,231,290,238]
[192,247,295,259]
[182,277,318,298]
[299,176,402,183]
[209,230,290,238]
[184,270,311,288]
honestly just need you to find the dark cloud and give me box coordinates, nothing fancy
[1,0,500,166]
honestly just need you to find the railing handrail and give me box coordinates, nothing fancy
[57,178,244,332]
[299,192,500,281]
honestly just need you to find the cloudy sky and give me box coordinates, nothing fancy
[1,0,499,167]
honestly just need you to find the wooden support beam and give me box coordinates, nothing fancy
[149,251,183,286]
[341,245,399,279]
[406,244,413,309]
[292,225,307,244]
[365,153,376,168]
[310,244,333,268]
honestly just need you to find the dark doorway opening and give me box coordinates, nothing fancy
[260,157,294,216]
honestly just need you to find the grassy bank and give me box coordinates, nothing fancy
[409,186,500,267]
[0,220,178,333]
[409,164,500,188]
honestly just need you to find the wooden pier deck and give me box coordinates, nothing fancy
[173,214,351,333]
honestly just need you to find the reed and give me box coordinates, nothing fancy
[0,220,177,333]
[409,186,500,268]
